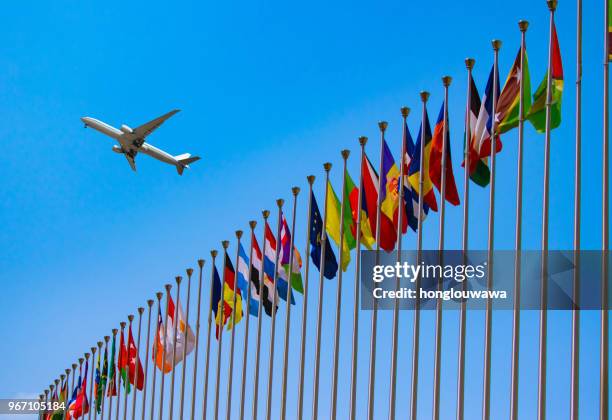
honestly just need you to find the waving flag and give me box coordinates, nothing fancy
[408,109,439,212]
[497,46,531,133]
[210,265,230,340]
[126,324,144,390]
[402,121,429,231]
[251,233,276,316]
[326,179,354,271]
[106,334,117,396]
[462,74,491,187]
[380,138,408,250]
[309,189,338,279]
[237,243,258,316]
[429,102,460,206]
[67,362,89,419]
[346,169,375,249]
[222,253,243,329]
[361,154,381,245]
[95,346,107,413]
[263,220,297,305]
[472,65,502,161]
[118,329,130,393]
[277,213,303,301]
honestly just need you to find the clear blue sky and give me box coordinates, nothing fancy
[0,0,608,419]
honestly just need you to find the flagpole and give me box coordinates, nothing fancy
[239,221,257,420]
[349,137,367,420]
[537,3,556,418]
[410,92,429,420]
[158,284,172,420]
[368,122,388,420]
[482,39,501,420]
[141,300,154,420]
[94,343,102,420]
[457,57,474,420]
[42,390,48,420]
[101,336,110,420]
[54,379,60,420]
[280,187,300,420]
[602,0,610,418]
[179,268,193,420]
[116,322,125,420]
[297,176,314,420]
[389,109,408,420]
[330,151,350,420]
[226,231,243,420]
[265,199,285,420]
[252,211,270,420]
[168,276,182,420]
[108,330,117,420]
[214,241,230,420]
[312,163,332,420]
[132,309,144,420]
[509,20,529,420]
[72,362,78,398]
[88,348,96,420]
[190,259,206,420]
[149,293,163,420]
[62,372,69,420]
[123,316,133,420]
[202,252,218,420]
[571,2,582,419]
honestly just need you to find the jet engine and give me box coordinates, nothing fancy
[112,145,124,154]
[120,124,133,134]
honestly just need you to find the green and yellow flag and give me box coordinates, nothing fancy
[326,175,356,271]
[497,47,531,133]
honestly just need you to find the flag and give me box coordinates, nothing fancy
[44,387,58,420]
[361,154,381,245]
[210,264,231,339]
[527,21,563,132]
[497,47,531,133]
[277,213,304,299]
[325,179,355,271]
[379,139,407,251]
[106,334,117,397]
[309,189,339,279]
[346,169,375,249]
[263,220,296,305]
[118,329,130,394]
[237,243,258,316]
[49,380,67,420]
[95,346,107,413]
[462,73,491,187]
[126,325,145,390]
[223,252,243,329]
[67,362,89,419]
[408,109,439,212]
[250,232,276,316]
[402,121,429,231]
[429,102,460,206]
[158,293,198,367]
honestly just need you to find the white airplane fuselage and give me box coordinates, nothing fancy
[80,111,199,175]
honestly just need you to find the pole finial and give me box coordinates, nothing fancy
[249,220,257,229]
[156,291,163,300]
[128,314,134,322]
[186,268,194,277]
[492,39,502,51]
[236,230,243,239]
[465,58,475,70]
[104,335,110,343]
[420,91,430,102]
[147,299,154,307]
[323,162,332,172]
[292,186,300,195]
[401,107,410,118]
[341,149,350,160]
[61,373,66,380]
[263,210,270,219]
[198,259,205,268]
[359,136,368,146]
[91,346,96,353]
[176,275,182,285]
[138,306,144,314]
[85,353,90,360]
[276,198,284,208]
[97,341,103,348]
[378,121,388,132]
[120,321,126,329]
[546,0,557,11]
[307,175,315,184]
[518,20,529,32]
[222,240,229,249]
[442,76,452,87]
[165,283,172,292]
[211,249,218,258]
[112,328,118,335]
[72,363,78,369]
[79,357,84,364]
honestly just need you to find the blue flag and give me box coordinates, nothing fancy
[309,190,338,279]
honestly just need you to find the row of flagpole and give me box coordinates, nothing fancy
[40,0,612,418]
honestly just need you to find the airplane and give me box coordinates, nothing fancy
[80,110,200,175]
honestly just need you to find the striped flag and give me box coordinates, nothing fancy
[402,121,429,231]
[251,232,276,316]
[497,46,531,133]
[408,109,439,212]
[472,65,502,162]
[429,102,460,205]
[237,243,258,316]
[462,73,491,187]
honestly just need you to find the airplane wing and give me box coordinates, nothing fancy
[132,109,180,139]
[123,150,137,172]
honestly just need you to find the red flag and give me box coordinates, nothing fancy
[429,102,460,206]
[127,326,145,390]
[67,363,89,419]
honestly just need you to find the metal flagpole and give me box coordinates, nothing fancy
[116,322,125,420]
[226,231,244,420]
[214,241,230,420]
[252,211,270,420]
[457,58,475,420]
[101,336,110,420]
[54,379,60,420]
[297,176,315,420]
[312,163,332,420]
[190,259,206,420]
[349,137,367,420]
[510,20,529,420]
[62,372,68,420]
[571,2,582,419]
[84,353,91,412]
[433,76,451,420]
[94,343,102,420]
[149,293,163,420]
[331,151,350,420]
[179,268,194,420]
[368,122,388,420]
[140,301,153,420]
[389,108,408,420]
[202,252,218,420]
[124,316,134,420]
[158,284,172,420]
[42,390,48,420]
[168,276,182,420]
[410,93,429,420]
[265,199,285,420]
[239,222,257,420]
[602,0,610,418]
[538,3,556,418]
[108,330,117,420]
[482,39,501,420]
[280,187,300,420]
[88,348,96,420]
[131,308,144,420]
[72,362,78,398]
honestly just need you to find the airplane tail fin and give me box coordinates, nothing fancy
[175,153,201,175]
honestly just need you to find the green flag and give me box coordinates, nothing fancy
[497,48,531,134]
